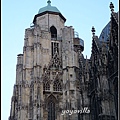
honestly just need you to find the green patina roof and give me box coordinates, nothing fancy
[38,0,60,14]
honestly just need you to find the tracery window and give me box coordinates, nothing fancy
[53,80,62,91]
[50,26,60,57]
[51,42,59,57]
[43,82,50,91]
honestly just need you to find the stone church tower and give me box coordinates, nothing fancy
[9,1,118,120]
[9,1,90,120]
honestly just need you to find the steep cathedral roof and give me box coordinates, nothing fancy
[99,22,110,42]
[99,11,118,42]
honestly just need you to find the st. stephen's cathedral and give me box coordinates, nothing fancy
[9,1,118,120]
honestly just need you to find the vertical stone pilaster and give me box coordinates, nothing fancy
[16,54,23,84]
[40,82,44,118]
[34,43,37,67]
[37,43,40,65]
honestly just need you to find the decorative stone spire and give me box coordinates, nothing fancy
[85,55,88,72]
[47,0,51,6]
[109,2,114,12]
[91,26,95,36]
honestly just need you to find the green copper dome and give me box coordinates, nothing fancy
[38,0,60,14]
[33,0,66,23]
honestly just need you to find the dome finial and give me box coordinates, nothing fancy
[47,0,51,5]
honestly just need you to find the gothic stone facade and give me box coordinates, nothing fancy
[9,2,118,120]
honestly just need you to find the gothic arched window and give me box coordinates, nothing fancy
[53,80,62,91]
[48,101,55,120]
[50,26,57,40]
[43,82,50,91]
[47,95,56,120]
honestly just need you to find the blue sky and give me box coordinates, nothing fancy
[2,0,118,120]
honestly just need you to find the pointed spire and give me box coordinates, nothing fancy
[85,55,89,79]
[109,2,114,12]
[91,26,95,36]
[85,55,88,70]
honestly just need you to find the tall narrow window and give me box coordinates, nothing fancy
[50,26,57,40]
[48,101,55,120]
[50,26,59,57]
[51,42,54,57]
[51,42,59,57]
